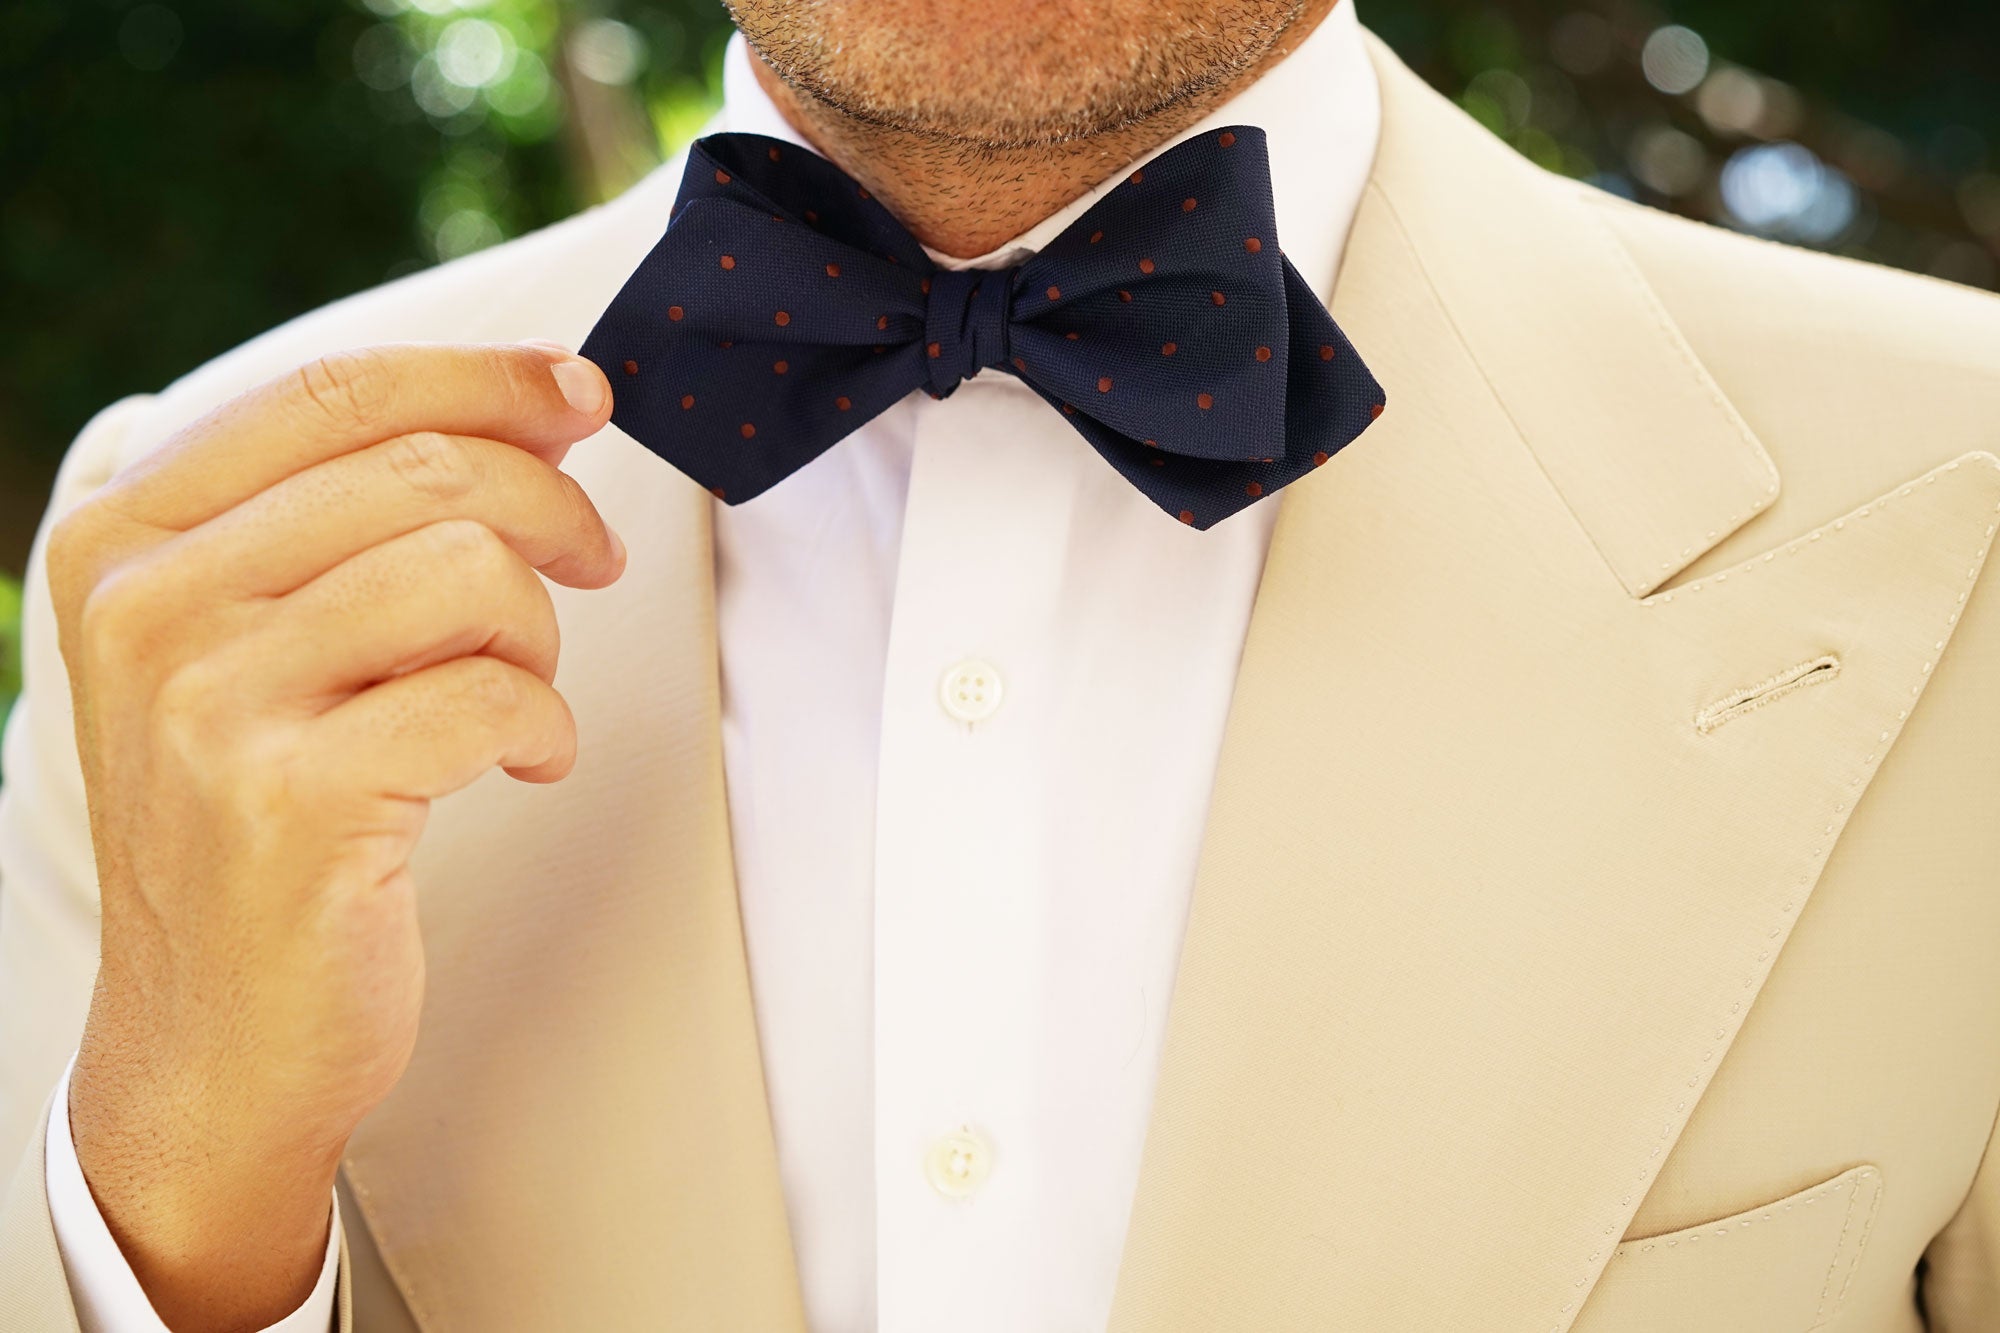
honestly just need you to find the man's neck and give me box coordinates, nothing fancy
[744,0,1342,260]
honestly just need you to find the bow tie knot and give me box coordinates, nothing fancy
[923,266,1015,399]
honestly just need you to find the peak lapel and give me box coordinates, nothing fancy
[339,435,807,1330]
[1108,29,2000,1333]
[1342,31,1781,600]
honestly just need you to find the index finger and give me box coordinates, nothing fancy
[101,341,615,534]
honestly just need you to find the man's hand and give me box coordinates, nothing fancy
[44,342,625,1331]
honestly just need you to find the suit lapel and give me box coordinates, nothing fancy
[1107,31,2000,1333]
[340,444,807,1330]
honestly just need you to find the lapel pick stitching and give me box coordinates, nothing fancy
[1640,452,2000,608]
[1695,654,1841,734]
[1548,451,2000,1330]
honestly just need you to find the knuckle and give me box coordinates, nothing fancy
[383,430,477,504]
[186,712,315,838]
[422,517,512,580]
[152,652,228,734]
[552,469,601,546]
[479,344,549,417]
[461,655,530,718]
[75,557,170,678]
[290,347,393,433]
[44,505,92,579]
[44,505,110,621]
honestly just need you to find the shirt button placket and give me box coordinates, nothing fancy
[878,385,1066,1330]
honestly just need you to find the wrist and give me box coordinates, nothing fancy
[67,1047,346,1332]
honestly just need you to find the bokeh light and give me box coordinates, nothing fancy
[1720,142,1859,242]
[571,18,648,86]
[1641,25,1710,96]
[434,18,514,89]
[1629,124,1708,196]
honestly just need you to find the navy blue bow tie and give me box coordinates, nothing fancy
[579,125,1384,529]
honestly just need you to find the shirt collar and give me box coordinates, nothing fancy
[717,0,1380,293]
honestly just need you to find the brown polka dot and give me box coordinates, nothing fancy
[712,485,727,498]
[1118,289,1133,302]
[667,305,684,321]
[1211,290,1226,306]
[772,213,784,221]
[719,254,736,270]
[825,262,841,277]
[872,344,886,354]
[1197,392,1214,410]
[1245,481,1263,498]
[877,314,890,330]
[1319,344,1336,361]
[857,186,870,200]
[767,146,781,161]
[1143,438,1158,447]
[773,360,788,374]
[805,209,819,224]
[835,395,852,411]
[739,422,756,438]
[1046,285,1062,301]
[1012,357,1027,371]
[1179,510,1195,524]
[1090,230,1104,244]
[680,394,695,409]
[885,253,899,264]
[1371,402,1385,419]
[1218,130,1237,147]
[1254,346,1272,362]
[1244,237,1262,253]
[1061,402,1075,415]
[1097,376,1113,392]
[927,342,942,358]
[622,359,638,375]
[1148,457,1165,466]
[1182,197,1198,212]
[714,168,731,184]
[921,277,932,295]
[1161,342,1177,356]
[719,339,733,348]
[774,310,791,326]
[1130,169,1145,184]
[1065,331,1081,341]
[1313,450,1330,466]
[1138,257,1156,274]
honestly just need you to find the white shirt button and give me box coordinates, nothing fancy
[938,658,1004,723]
[924,1125,994,1198]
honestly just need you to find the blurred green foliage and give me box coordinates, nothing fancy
[0,0,730,555]
[0,572,19,731]
[0,0,1995,760]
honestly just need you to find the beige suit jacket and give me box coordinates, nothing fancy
[3,28,1999,1333]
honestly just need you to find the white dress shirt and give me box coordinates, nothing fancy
[46,3,1380,1328]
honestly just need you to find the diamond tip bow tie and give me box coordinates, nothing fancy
[579,125,1385,530]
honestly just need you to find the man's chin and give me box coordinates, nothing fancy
[725,0,1303,149]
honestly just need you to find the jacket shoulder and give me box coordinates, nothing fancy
[105,152,688,473]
